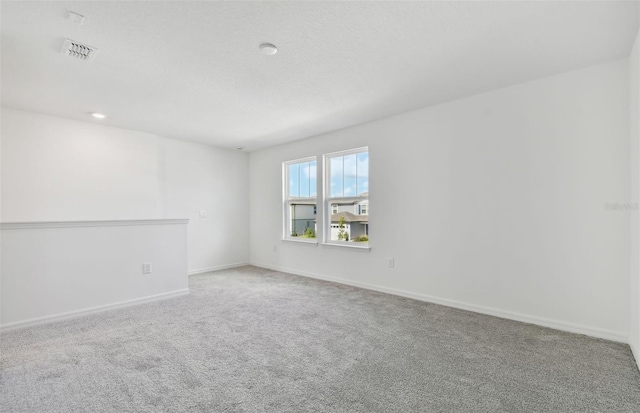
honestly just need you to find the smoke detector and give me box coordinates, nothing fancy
[61,39,99,62]
[259,43,277,55]
[66,10,85,25]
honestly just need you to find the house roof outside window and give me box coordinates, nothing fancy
[331,211,368,224]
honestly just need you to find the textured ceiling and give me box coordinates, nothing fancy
[1,1,638,150]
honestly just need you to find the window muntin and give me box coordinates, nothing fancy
[325,148,369,245]
[284,158,317,240]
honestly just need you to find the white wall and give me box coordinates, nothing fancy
[250,59,630,342]
[630,24,640,366]
[159,138,249,273]
[1,219,189,329]
[0,108,250,272]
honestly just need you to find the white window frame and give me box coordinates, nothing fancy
[283,156,318,243]
[323,147,369,249]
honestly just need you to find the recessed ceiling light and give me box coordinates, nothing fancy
[91,113,106,119]
[236,146,244,151]
[259,43,277,55]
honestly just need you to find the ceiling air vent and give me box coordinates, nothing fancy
[61,39,99,62]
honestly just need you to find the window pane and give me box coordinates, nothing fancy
[343,154,357,197]
[309,160,317,197]
[357,152,369,196]
[330,156,343,198]
[290,203,317,238]
[289,163,299,197]
[289,161,316,199]
[300,162,310,198]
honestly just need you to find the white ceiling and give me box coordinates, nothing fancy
[1,1,638,151]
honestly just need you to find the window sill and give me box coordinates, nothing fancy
[322,242,371,252]
[282,238,319,246]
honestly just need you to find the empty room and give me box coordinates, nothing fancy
[1,1,640,411]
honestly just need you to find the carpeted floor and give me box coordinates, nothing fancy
[1,266,639,412]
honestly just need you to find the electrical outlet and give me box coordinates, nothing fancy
[387,258,394,268]
[199,210,207,218]
[143,263,152,274]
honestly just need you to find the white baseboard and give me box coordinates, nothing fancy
[0,288,190,333]
[630,341,640,372]
[252,262,628,344]
[188,262,249,276]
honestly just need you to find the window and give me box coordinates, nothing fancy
[325,148,369,245]
[283,148,369,248]
[283,158,317,240]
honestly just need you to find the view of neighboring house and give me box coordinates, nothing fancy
[329,194,368,241]
[290,194,369,241]
[290,201,317,236]
[330,211,368,241]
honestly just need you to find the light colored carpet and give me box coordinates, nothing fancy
[1,265,639,412]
